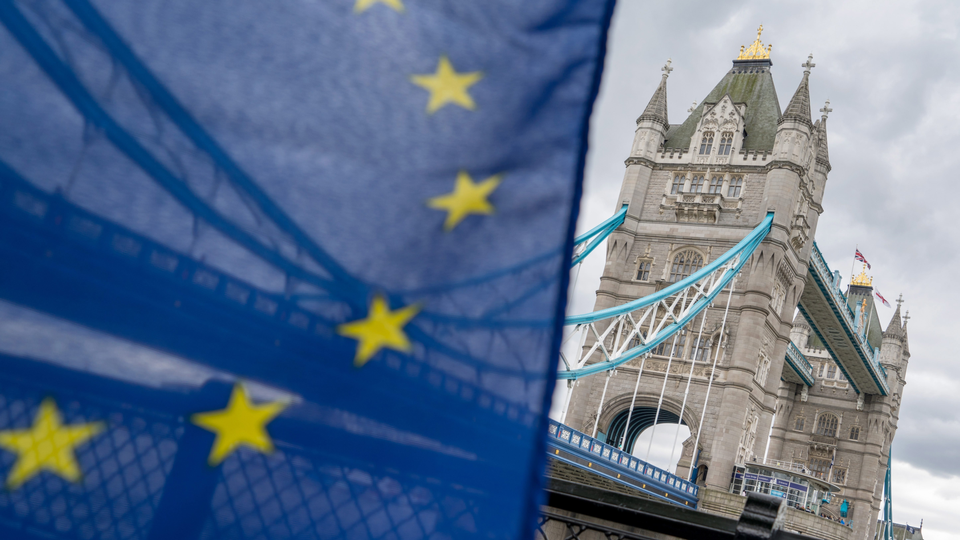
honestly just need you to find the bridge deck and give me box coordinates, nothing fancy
[797,244,888,396]
[782,342,815,386]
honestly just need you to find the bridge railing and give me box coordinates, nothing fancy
[808,244,889,391]
[546,419,698,502]
[785,342,815,384]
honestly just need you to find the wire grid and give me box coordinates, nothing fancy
[199,448,481,540]
[535,513,655,540]
[0,378,183,540]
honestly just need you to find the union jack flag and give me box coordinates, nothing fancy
[875,290,892,308]
[855,248,871,269]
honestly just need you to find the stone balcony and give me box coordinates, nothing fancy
[660,192,742,223]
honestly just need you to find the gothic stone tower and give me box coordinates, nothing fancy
[769,270,911,540]
[565,31,832,493]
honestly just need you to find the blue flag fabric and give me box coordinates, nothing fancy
[0,1,613,539]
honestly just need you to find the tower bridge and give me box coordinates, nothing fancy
[544,29,911,540]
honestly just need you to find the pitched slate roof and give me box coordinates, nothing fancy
[663,60,781,152]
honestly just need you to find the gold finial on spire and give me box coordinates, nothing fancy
[850,264,873,287]
[737,25,772,60]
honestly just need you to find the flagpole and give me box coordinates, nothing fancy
[850,244,857,288]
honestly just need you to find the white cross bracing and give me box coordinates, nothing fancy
[559,245,746,381]
[558,212,772,381]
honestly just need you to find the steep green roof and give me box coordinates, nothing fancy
[664,60,782,152]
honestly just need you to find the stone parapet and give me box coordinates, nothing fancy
[782,506,852,540]
[697,488,745,519]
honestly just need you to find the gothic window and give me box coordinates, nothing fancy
[838,371,847,382]
[809,458,831,480]
[672,333,687,357]
[818,363,825,377]
[849,426,860,441]
[652,341,668,356]
[718,132,733,155]
[699,132,714,154]
[827,364,837,379]
[690,336,712,361]
[770,280,786,314]
[832,468,847,485]
[635,259,652,281]
[815,413,839,438]
[708,176,723,194]
[727,177,743,197]
[755,352,771,385]
[671,174,684,194]
[690,175,705,193]
[668,249,704,282]
[794,417,805,431]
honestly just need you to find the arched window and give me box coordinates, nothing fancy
[668,249,704,282]
[689,175,705,193]
[699,132,714,154]
[826,364,837,379]
[635,259,652,281]
[671,174,685,194]
[718,132,733,155]
[690,336,712,361]
[794,417,805,431]
[815,413,839,438]
[849,426,860,441]
[727,177,743,197]
[708,176,723,194]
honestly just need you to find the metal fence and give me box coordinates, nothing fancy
[0,354,483,540]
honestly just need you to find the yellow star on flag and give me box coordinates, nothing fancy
[428,171,502,231]
[0,397,104,490]
[191,384,287,466]
[338,295,420,367]
[410,56,483,114]
[354,0,404,13]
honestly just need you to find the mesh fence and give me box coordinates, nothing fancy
[0,377,182,540]
[0,367,484,540]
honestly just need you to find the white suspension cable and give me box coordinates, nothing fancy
[559,379,574,424]
[689,277,736,482]
[645,330,681,463]
[619,353,647,451]
[670,307,709,468]
[560,328,589,423]
[592,371,612,438]
[591,319,624,438]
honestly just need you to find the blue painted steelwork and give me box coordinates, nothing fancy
[568,214,772,325]
[571,205,627,267]
[546,419,699,507]
[559,214,773,380]
[882,450,894,540]
[784,342,816,386]
[803,244,889,395]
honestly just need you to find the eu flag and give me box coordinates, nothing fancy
[0,1,613,538]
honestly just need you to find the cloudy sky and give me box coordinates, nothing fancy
[562,1,960,537]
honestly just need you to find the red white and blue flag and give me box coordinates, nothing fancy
[875,289,892,308]
[855,249,871,269]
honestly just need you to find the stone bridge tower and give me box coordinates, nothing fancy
[565,30,832,493]
[769,273,912,540]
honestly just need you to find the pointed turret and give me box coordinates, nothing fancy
[780,54,814,127]
[637,60,670,126]
[884,304,903,337]
[816,100,832,170]
[902,310,911,355]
